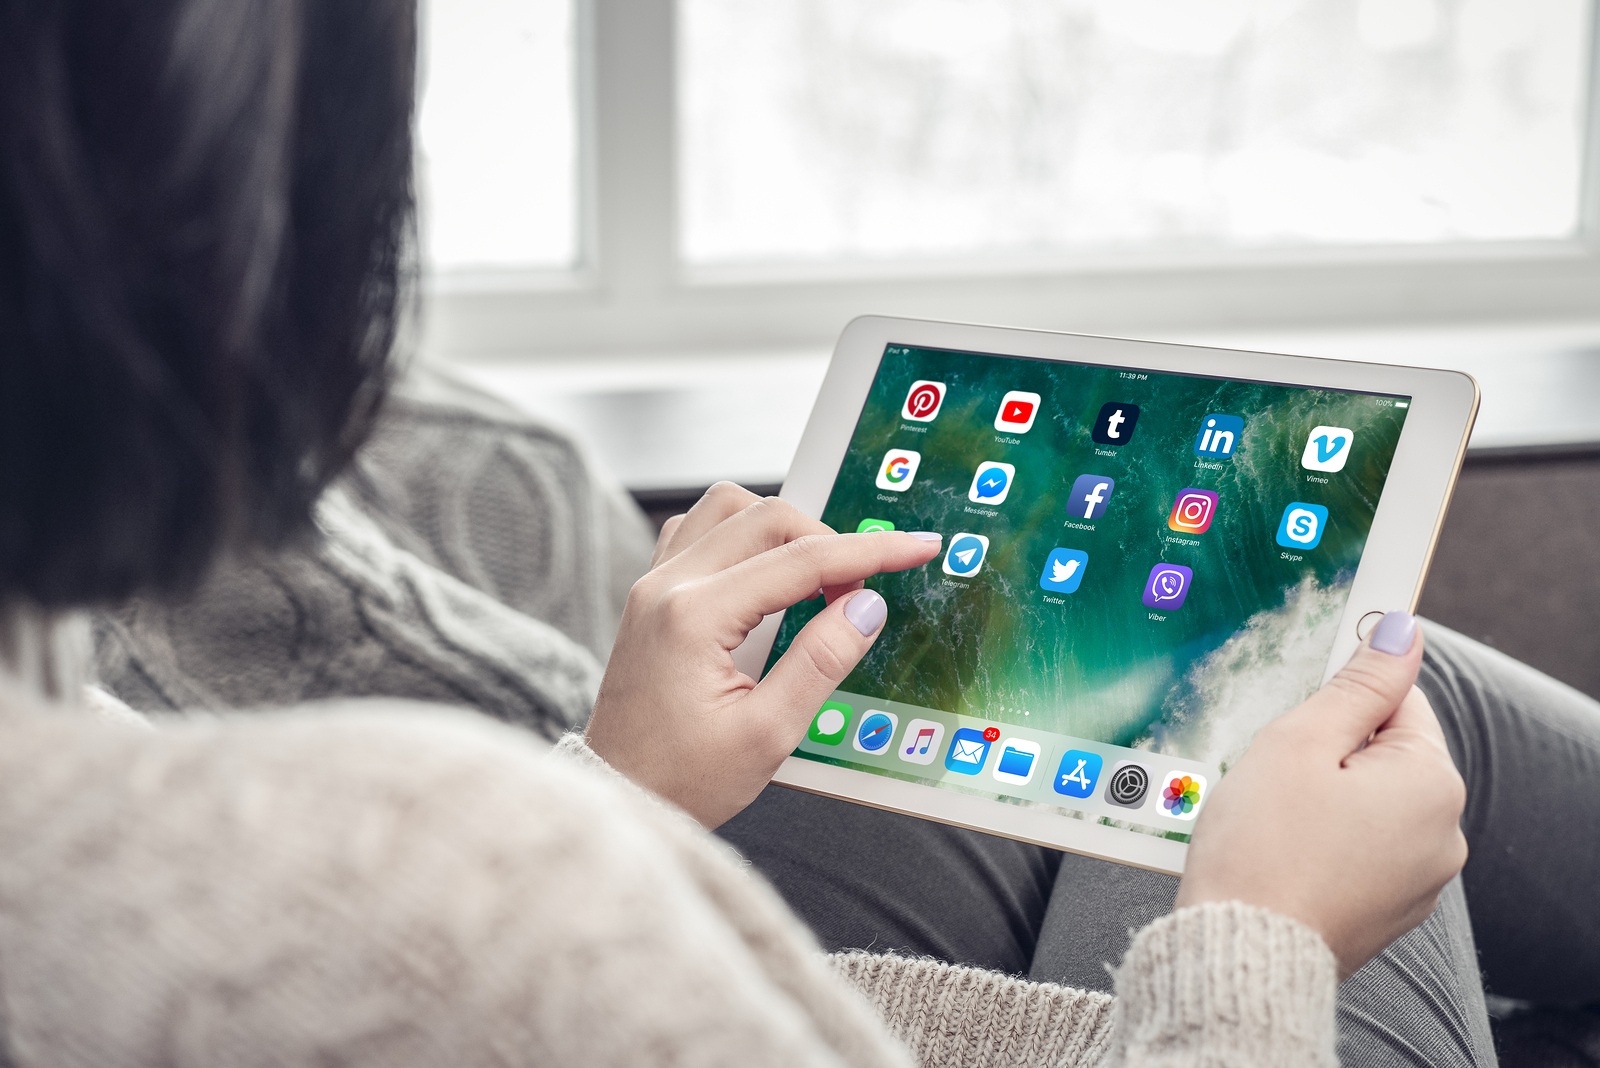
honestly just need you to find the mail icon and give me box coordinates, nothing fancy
[944,728,992,776]
[952,739,985,762]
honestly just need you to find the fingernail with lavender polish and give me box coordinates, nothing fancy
[907,531,942,542]
[1370,610,1417,656]
[845,589,888,636]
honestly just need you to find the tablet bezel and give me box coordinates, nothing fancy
[732,315,1478,874]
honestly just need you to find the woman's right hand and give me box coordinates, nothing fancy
[1175,611,1468,978]
[586,483,942,828]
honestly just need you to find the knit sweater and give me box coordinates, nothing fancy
[93,368,654,739]
[0,610,1340,1067]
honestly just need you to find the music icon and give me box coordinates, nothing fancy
[898,718,945,767]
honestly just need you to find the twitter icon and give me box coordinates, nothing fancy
[1039,548,1089,594]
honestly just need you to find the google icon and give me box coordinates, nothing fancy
[875,449,922,492]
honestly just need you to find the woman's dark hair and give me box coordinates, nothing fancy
[0,0,415,606]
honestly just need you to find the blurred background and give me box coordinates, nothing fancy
[424,0,1589,273]
[412,0,1600,698]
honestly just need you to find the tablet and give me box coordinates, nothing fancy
[732,316,1478,874]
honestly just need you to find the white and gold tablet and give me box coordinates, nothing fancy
[733,316,1478,874]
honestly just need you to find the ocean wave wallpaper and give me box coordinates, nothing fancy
[768,344,1409,772]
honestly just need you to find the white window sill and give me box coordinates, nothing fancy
[446,319,1600,493]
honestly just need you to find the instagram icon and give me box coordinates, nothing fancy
[1167,489,1219,534]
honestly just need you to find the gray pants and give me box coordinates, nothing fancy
[719,622,1600,1066]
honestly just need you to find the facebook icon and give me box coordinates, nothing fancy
[1194,414,1245,459]
[1067,474,1116,520]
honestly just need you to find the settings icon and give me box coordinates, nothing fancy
[1104,762,1150,809]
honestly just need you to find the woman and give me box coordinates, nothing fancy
[0,2,1594,1065]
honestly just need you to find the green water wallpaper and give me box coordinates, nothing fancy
[769,344,1410,770]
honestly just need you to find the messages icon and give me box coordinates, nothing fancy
[1142,563,1193,610]
[808,701,851,746]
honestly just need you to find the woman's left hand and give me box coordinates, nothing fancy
[585,483,941,827]
[1174,613,1467,977]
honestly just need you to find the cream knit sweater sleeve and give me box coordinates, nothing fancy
[0,702,912,1068]
[553,733,1341,1068]
[0,698,1339,1068]
[1101,903,1338,1067]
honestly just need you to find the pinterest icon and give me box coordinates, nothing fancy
[902,380,946,423]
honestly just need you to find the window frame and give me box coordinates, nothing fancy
[419,0,1600,362]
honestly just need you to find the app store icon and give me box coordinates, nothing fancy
[1053,749,1103,798]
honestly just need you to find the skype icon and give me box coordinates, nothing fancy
[1276,503,1330,550]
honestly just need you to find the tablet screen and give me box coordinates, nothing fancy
[767,342,1411,841]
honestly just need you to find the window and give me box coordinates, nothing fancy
[419,0,1600,361]
[680,0,1588,264]
[417,0,578,271]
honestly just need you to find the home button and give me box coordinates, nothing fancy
[1356,610,1385,641]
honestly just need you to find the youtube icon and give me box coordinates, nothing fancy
[994,391,1041,434]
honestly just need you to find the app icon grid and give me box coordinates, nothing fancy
[785,360,1412,835]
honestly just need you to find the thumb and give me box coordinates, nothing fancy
[1371,684,1451,752]
[1287,610,1424,753]
[748,588,887,747]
